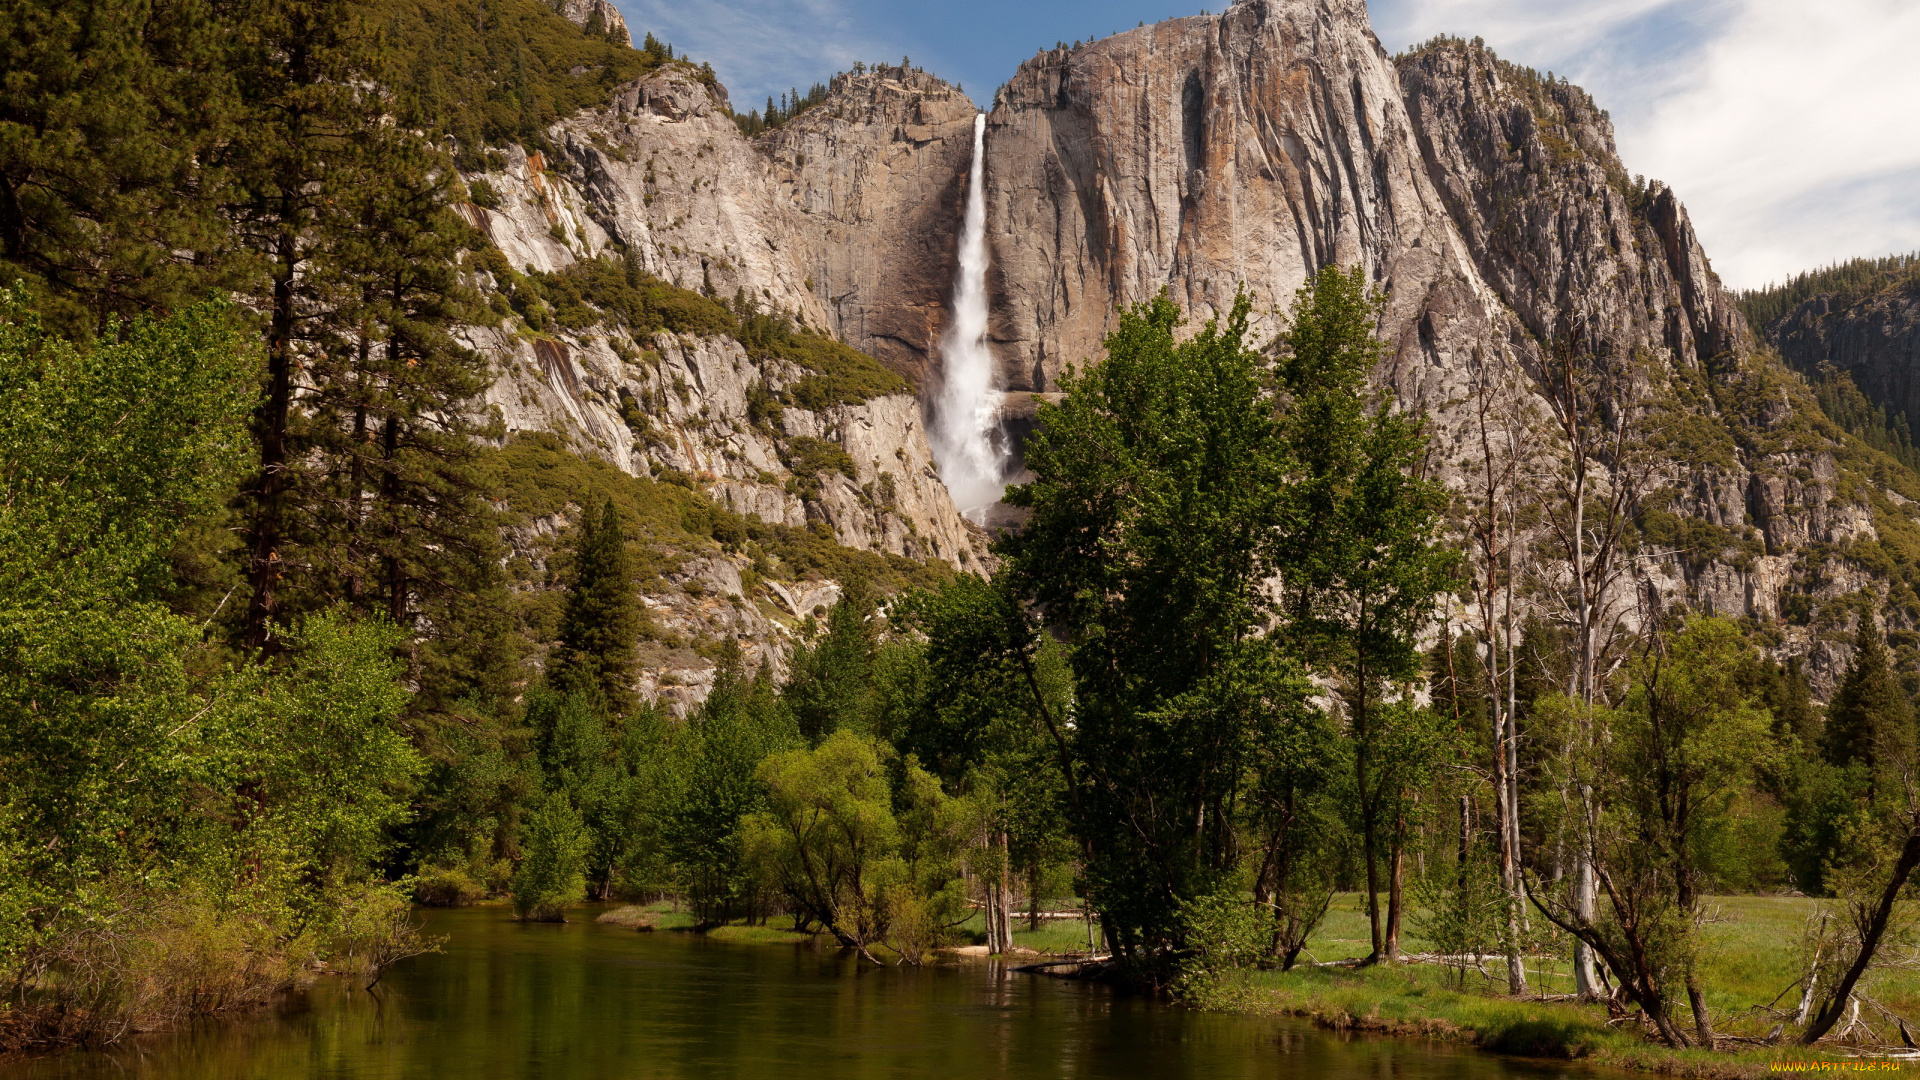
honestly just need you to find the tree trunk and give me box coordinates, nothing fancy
[1572,841,1600,997]
[1027,858,1041,933]
[1686,971,1715,1047]
[1360,765,1381,962]
[1384,814,1406,961]
[381,414,406,626]
[244,232,298,650]
[1801,819,1920,1043]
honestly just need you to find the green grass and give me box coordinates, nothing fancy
[1216,893,1919,1077]
[706,924,814,945]
[947,910,1103,955]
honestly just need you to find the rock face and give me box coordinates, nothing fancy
[763,67,980,386]
[467,0,1917,697]
[461,70,982,570]
[452,66,990,708]
[960,8,1879,680]
[1759,277,1920,436]
[554,0,630,47]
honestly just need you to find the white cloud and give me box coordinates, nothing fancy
[1369,0,1920,289]
[611,0,903,112]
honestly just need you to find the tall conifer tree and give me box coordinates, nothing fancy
[1823,624,1914,778]
[550,497,639,711]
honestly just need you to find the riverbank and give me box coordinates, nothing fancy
[1223,963,1831,1080]
[1205,894,1916,1080]
[575,895,1906,1079]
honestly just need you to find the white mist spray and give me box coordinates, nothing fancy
[932,113,1007,523]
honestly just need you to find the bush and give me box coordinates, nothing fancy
[0,888,314,1052]
[466,177,501,210]
[325,883,440,989]
[413,866,489,907]
[512,793,590,921]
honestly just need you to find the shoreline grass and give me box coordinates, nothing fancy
[1197,893,1918,1079]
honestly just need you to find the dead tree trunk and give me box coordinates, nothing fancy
[1800,819,1920,1044]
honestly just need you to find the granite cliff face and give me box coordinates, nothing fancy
[963,9,1882,678]
[449,61,989,707]
[1756,275,1920,439]
[762,68,980,386]
[482,0,1918,695]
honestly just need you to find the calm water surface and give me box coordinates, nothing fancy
[20,907,1591,1080]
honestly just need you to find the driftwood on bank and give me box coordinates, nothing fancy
[1010,956,1113,979]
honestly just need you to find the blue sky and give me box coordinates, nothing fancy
[612,0,1920,290]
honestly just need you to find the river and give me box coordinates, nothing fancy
[18,907,1591,1080]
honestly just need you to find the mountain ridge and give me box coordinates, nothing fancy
[505,0,1920,698]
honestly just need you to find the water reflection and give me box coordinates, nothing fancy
[18,907,1592,1080]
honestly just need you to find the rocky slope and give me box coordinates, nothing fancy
[449,23,988,707]
[485,0,1919,698]
[1752,271,1920,438]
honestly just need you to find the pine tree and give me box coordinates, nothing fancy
[221,0,385,648]
[783,584,880,742]
[549,497,640,710]
[1823,625,1914,778]
[317,124,507,697]
[0,0,237,335]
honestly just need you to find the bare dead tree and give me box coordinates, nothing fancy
[1537,324,1666,999]
[1800,801,1920,1044]
[1465,348,1541,995]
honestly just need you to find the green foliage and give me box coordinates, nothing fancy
[665,661,798,925]
[489,432,949,598]
[465,177,501,209]
[1410,842,1508,987]
[511,792,589,921]
[548,497,641,709]
[0,291,256,600]
[1809,366,1920,473]
[1821,626,1913,780]
[783,587,884,742]
[732,81,831,138]
[1003,286,1315,971]
[734,305,909,408]
[780,435,858,499]
[1273,264,1456,960]
[513,259,907,408]
[1735,251,1920,329]
[1172,888,1272,1005]
[0,290,428,1047]
[369,0,663,155]
[1636,503,1765,573]
[742,729,973,962]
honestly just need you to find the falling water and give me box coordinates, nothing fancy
[931,113,1008,523]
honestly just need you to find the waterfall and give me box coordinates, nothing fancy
[931,113,1007,524]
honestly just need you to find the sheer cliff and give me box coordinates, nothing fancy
[485,0,1920,695]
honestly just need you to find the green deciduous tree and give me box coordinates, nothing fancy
[512,792,589,921]
[1532,617,1774,1047]
[0,291,425,1042]
[742,730,973,963]
[666,660,796,925]
[1001,288,1312,974]
[1273,265,1456,963]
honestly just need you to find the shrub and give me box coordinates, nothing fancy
[512,793,590,921]
[413,865,489,907]
[466,177,501,209]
